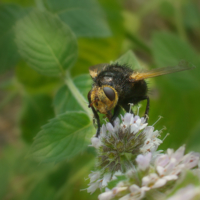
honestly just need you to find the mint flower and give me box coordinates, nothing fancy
[96,146,200,200]
[87,112,165,194]
[155,146,199,183]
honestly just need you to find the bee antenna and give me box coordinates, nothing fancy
[152,115,163,126]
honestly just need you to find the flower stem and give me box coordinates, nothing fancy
[65,72,92,118]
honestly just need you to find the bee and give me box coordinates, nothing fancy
[88,61,194,137]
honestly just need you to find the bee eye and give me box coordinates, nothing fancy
[103,87,115,101]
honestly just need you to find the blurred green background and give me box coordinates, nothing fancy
[0,0,200,199]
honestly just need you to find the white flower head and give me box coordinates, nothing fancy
[88,112,164,176]
[155,146,199,180]
[87,112,168,195]
[90,145,200,199]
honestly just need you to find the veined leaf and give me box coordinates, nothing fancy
[29,111,94,162]
[0,4,28,73]
[15,10,78,76]
[20,94,54,143]
[1,0,34,7]
[44,0,111,37]
[186,122,200,152]
[54,74,92,115]
[16,61,59,94]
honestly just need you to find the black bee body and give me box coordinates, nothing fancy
[93,64,148,111]
[88,61,193,137]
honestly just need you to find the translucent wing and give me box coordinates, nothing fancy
[89,63,109,78]
[129,61,195,81]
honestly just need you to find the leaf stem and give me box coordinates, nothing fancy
[65,72,92,118]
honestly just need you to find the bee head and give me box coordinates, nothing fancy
[90,85,118,114]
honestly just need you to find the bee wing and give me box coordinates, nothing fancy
[129,61,195,81]
[89,63,109,78]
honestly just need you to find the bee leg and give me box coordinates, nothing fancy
[88,90,101,137]
[91,106,101,137]
[106,111,114,125]
[111,105,121,124]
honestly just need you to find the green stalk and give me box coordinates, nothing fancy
[65,72,92,118]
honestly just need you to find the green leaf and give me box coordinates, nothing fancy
[71,37,123,77]
[20,94,54,143]
[159,1,175,19]
[152,32,199,67]
[148,32,200,150]
[186,122,200,152]
[54,74,92,115]
[114,50,141,70]
[15,10,78,76]
[16,61,59,94]
[44,0,111,37]
[29,111,94,162]
[183,2,200,29]
[0,162,9,199]
[0,4,28,73]
[70,0,124,76]
[152,32,200,90]
[1,0,34,7]
[25,179,56,200]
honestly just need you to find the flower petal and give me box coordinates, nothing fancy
[136,153,152,171]
[106,123,114,133]
[98,190,113,200]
